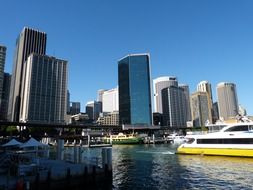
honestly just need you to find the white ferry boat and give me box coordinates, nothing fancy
[176,122,253,157]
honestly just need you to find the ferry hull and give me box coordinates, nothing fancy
[104,138,143,145]
[177,147,253,157]
[111,139,142,145]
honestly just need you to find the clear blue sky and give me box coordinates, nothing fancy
[1,0,253,114]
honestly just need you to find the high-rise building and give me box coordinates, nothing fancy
[70,102,81,115]
[97,89,107,102]
[197,81,213,122]
[153,76,178,114]
[162,86,186,127]
[97,111,119,126]
[212,102,219,122]
[118,54,152,125]
[102,87,118,113]
[191,91,212,127]
[216,82,239,120]
[0,73,11,120]
[197,81,213,103]
[85,101,102,121]
[67,90,70,114]
[179,84,192,121]
[20,54,67,124]
[8,27,47,121]
[0,45,6,109]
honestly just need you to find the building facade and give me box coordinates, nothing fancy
[216,82,239,120]
[197,81,213,103]
[197,81,213,123]
[97,89,107,102]
[0,45,6,110]
[179,84,192,121]
[70,102,81,115]
[85,101,102,121]
[102,87,119,113]
[20,54,67,124]
[118,54,152,125]
[97,111,119,126]
[191,91,212,127]
[162,86,186,127]
[8,27,47,121]
[0,73,11,120]
[212,102,219,122]
[153,76,178,114]
[66,90,70,114]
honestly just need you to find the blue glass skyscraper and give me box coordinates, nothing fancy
[118,54,152,125]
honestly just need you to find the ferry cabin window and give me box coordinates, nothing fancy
[186,138,195,144]
[197,138,253,144]
[224,125,250,132]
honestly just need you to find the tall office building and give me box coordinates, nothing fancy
[153,76,178,114]
[216,82,239,120]
[191,91,212,127]
[162,86,186,127]
[197,81,213,122]
[118,54,152,125]
[0,73,11,120]
[0,45,6,109]
[86,101,102,121]
[97,89,107,102]
[212,102,219,122]
[179,84,192,121]
[20,54,67,124]
[66,90,70,114]
[102,87,119,113]
[197,81,213,103]
[8,27,47,121]
[70,102,81,115]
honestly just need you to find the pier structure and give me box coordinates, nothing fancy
[0,137,113,190]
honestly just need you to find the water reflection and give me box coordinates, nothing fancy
[112,144,188,190]
[112,144,253,190]
[178,155,253,189]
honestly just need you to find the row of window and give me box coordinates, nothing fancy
[197,138,253,144]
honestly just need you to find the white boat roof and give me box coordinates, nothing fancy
[187,122,253,139]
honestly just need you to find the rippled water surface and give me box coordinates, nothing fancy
[112,144,253,190]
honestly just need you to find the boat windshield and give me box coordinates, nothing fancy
[186,138,195,144]
[224,125,253,132]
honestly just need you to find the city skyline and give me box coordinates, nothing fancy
[1,0,253,114]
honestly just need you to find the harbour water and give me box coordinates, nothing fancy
[63,143,253,189]
[111,144,253,190]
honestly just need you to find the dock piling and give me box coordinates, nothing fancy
[57,139,64,160]
[102,147,112,170]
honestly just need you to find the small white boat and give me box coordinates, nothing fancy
[167,134,186,144]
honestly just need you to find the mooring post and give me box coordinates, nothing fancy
[83,166,88,186]
[74,145,79,163]
[66,168,71,189]
[92,165,96,189]
[102,147,112,171]
[57,139,64,160]
[35,172,40,190]
[79,146,82,163]
[46,170,51,189]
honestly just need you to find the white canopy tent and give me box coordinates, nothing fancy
[19,137,48,148]
[1,139,23,147]
[19,137,50,159]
